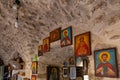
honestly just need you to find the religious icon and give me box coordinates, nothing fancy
[43,37,50,53]
[32,61,38,74]
[31,75,36,80]
[75,57,83,67]
[50,27,61,43]
[75,32,91,56]
[47,66,59,80]
[61,26,72,47]
[38,45,43,56]
[69,56,75,66]
[94,48,118,78]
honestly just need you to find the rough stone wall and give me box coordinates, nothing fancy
[36,0,120,79]
[0,0,120,80]
[37,21,120,80]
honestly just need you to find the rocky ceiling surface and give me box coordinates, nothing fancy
[0,0,120,64]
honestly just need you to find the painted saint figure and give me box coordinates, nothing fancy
[75,37,89,56]
[43,38,49,52]
[31,75,36,80]
[61,30,71,46]
[32,62,36,74]
[49,68,58,80]
[96,52,116,77]
[38,45,43,56]
[69,57,75,65]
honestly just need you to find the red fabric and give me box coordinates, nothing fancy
[75,42,89,56]
[97,62,115,72]
[44,44,49,52]
[96,62,116,77]
[62,37,70,42]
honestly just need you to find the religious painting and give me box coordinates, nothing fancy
[31,75,36,80]
[75,32,91,57]
[76,57,83,67]
[43,37,50,53]
[63,67,68,78]
[47,66,60,80]
[69,56,75,66]
[70,67,76,80]
[38,45,43,56]
[61,26,72,47]
[32,61,38,74]
[50,27,61,43]
[94,48,118,78]
[17,75,23,80]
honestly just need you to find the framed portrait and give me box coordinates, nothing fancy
[61,26,72,47]
[31,75,36,80]
[63,67,68,78]
[75,57,83,67]
[70,67,76,80]
[38,45,43,56]
[47,66,60,80]
[50,27,61,43]
[69,56,75,66]
[94,48,118,78]
[43,37,50,53]
[74,32,91,57]
[32,61,38,74]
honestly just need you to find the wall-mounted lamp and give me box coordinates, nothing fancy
[14,0,21,28]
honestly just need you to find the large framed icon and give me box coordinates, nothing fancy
[50,27,61,43]
[61,26,72,47]
[75,32,91,57]
[47,66,60,80]
[94,48,118,78]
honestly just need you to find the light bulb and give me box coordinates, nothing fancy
[13,5,17,10]
[15,21,18,28]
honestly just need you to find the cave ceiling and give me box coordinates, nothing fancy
[0,0,120,63]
